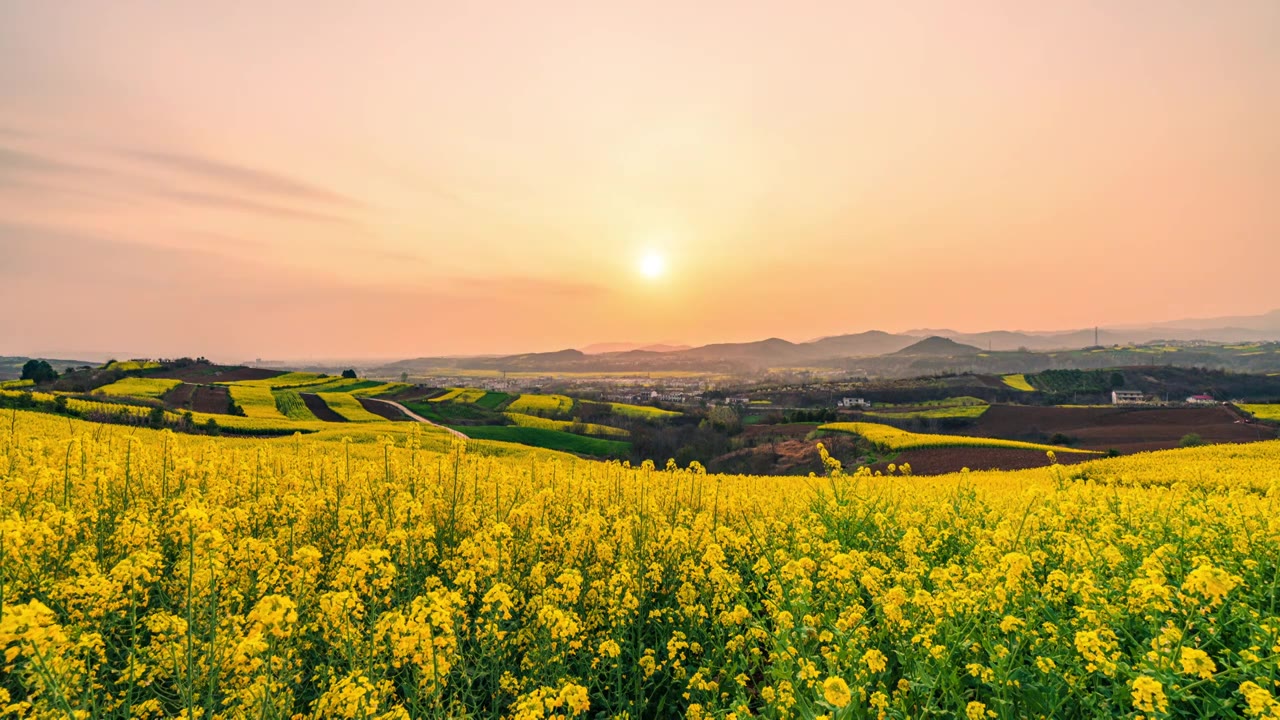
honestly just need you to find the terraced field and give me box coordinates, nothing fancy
[314,391,390,422]
[508,393,574,415]
[504,411,629,438]
[227,384,288,419]
[92,377,182,399]
[820,421,1100,454]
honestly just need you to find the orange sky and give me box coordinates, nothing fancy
[2,1,1278,360]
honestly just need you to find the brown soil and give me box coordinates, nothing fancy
[358,397,409,421]
[163,383,233,414]
[300,393,346,422]
[969,405,1274,453]
[709,433,861,476]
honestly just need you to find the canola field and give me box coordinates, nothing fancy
[1240,404,1280,422]
[93,378,183,400]
[508,394,574,415]
[821,421,1099,455]
[2,409,1280,719]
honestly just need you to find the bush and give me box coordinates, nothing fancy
[21,359,58,384]
[342,369,358,379]
[1179,433,1206,448]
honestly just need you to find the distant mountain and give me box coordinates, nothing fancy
[368,309,1280,376]
[1139,309,1280,333]
[580,342,691,354]
[889,336,984,356]
[805,330,920,358]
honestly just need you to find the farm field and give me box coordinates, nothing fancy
[451,423,631,457]
[312,391,388,422]
[503,411,629,438]
[820,421,1101,454]
[508,393,574,415]
[970,405,1275,453]
[3,409,1280,718]
[607,401,681,419]
[227,384,288,419]
[1001,373,1035,391]
[1239,404,1280,421]
[92,377,182,399]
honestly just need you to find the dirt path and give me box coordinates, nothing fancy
[363,398,468,440]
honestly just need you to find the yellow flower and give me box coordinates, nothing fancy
[862,648,888,673]
[823,677,852,708]
[1130,676,1168,715]
[1177,647,1216,679]
[966,701,987,720]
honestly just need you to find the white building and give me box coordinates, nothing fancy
[1186,394,1216,405]
[1112,390,1147,405]
[838,397,872,409]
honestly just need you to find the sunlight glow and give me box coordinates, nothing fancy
[638,251,667,280]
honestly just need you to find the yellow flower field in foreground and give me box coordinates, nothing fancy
[2,409,1279,719]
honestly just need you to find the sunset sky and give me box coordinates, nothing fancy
[2,1,1278,360]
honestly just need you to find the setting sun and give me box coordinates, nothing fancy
[638,251,667,280]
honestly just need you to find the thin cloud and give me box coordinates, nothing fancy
[149,186,358,226]
[121,148,363,210]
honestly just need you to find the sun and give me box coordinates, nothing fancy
[638,251,667,279]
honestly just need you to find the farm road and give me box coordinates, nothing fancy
[363,398,469,440]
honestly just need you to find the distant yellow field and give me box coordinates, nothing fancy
[315,392,387,422]
[821,421,1099,454]
[1001,373,1035,392]
[508,393,574,414]
[1239,404,1280,421]
[504,411,629,438]
[92,377,181,399]
[607,401,680,419]
[429,387,487,403]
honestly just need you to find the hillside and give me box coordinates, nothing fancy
[889,336,984,356]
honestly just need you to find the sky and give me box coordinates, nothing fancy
[2,1,1278,361]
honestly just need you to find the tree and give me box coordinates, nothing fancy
[400,371,409,383]
[20,359,58,383]
[1110,372,1125,388]
[342,369,358,379]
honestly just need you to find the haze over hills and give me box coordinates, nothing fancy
[359,309,1280,377]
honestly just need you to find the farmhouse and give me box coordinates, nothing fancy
[838,397,872,409]
[1186,394,1217,405]
[1111,390,1148,405]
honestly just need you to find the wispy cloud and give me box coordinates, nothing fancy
[1,143,358,226]
[148,186,358,225]
[121,148,363,210]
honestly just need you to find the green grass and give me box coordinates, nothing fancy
[228,385,288,419]
[314,392,388,422]
[473,391,514,409]
[452,425,630,458]
[607,402,680,420]
[274,390,318,421]
[93,377,182,399]
[1002,374,1036,392]
[819,421,1100,454]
